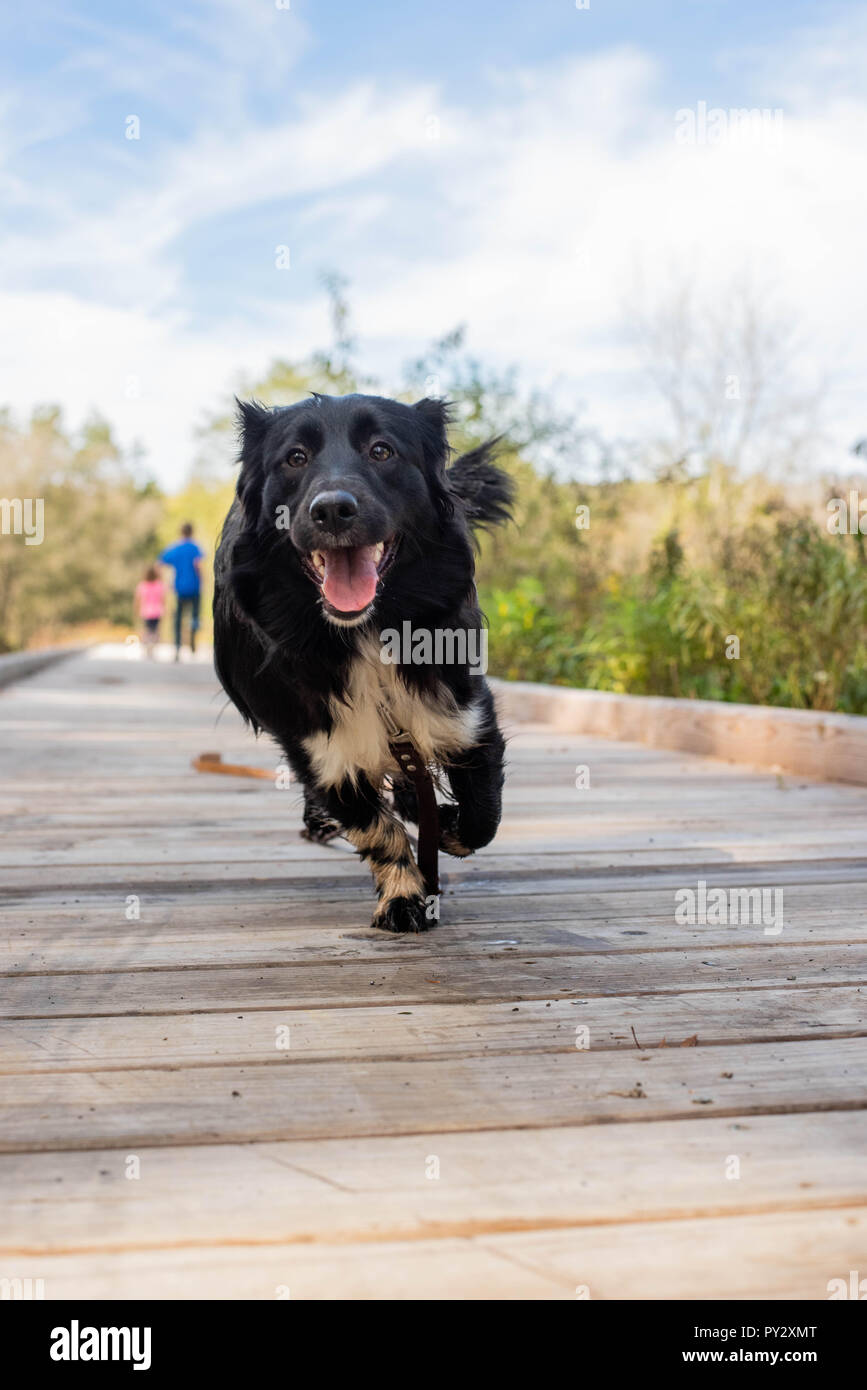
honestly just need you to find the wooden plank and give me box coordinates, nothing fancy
[4,777,862,815]
[10,1206,865,1299]
[493,677,867,786]
[4,789,864,824]
[8,830,867,868]
[4,866,864,915]
[0,987,864,1074]
[7,852,867,898]
[1,945,862,1018]
[1,1038,864,1153]
[481,1206,867,1301]
[4,1111,865,1255]
[3,776,863,808]
[5,821,867,867]
[0,902,862,971]
[1,1236,566,1300]
[5,861,867,904]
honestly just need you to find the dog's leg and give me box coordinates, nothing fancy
[300,785,342,844]
[439,719,506,857]
[320,774,432,933]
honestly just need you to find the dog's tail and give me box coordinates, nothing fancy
[447,438,514,531]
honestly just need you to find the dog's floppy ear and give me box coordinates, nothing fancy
[413,397,450,470]
[447,438,513,534]
[235,398,273,520]
[236,397,273,454]
[412,397,454,520]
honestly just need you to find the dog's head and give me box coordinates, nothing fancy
[235,392,469,627]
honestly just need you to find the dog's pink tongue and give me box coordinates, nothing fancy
[322,546,379,613]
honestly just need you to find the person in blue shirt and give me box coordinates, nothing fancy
[159,523,205,661]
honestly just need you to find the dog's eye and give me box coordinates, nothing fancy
[286,449,308,468]
[370,442,393,462]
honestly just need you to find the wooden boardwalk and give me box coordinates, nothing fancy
[1,646,865,1300]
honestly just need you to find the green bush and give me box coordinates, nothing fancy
[481,510,867,712]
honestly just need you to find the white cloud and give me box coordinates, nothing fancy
[2,24,866,485]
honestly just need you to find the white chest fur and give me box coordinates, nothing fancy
[302,635,482,789]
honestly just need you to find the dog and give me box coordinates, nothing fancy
[213,392,513,933]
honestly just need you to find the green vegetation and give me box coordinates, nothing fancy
[0,407,162,652]
[2,283,864,713]
[477,470,867,712]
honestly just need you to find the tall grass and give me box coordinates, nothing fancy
[479,465,867,712]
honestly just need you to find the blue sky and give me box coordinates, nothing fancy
[1,0,865,484]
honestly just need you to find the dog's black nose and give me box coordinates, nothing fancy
[309,490,358,536]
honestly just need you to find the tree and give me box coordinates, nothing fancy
[631,270,827,477]
[0,408,163,650]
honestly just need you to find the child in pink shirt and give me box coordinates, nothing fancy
[134,566,166,658]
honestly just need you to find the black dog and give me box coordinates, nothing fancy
[213,393,512,932]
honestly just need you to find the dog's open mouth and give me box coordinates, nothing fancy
[302,538,397,616]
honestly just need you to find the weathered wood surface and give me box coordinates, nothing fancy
[492,677,867,785]
[0,646,865,1299]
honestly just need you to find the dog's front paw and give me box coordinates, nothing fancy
[373,894,433,934]
[437,803,473,858]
